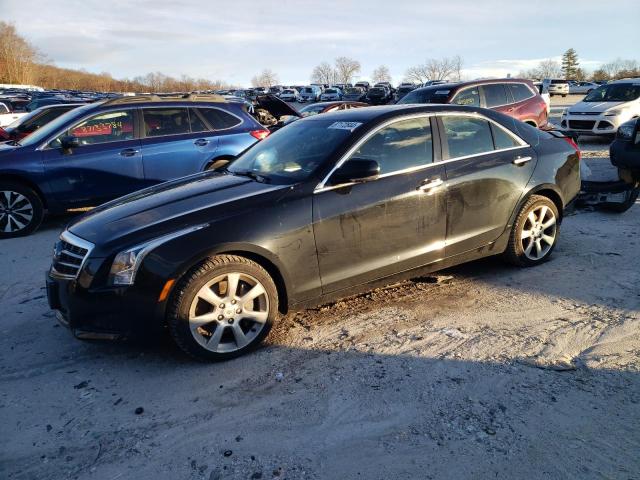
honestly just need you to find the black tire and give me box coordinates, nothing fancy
[167,255,279,361]
[503,195,560,267]
[602,187,639,213]
[0,181,44,239]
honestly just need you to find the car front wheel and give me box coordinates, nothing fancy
[168,255,279,361]
[0,182,44,239]
[504,195,559,267]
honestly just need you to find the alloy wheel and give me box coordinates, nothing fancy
[188,272,270,353]
[520,205,557,261]
[0,190,34,234]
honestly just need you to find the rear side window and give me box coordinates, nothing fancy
[143,108,190,137]
[482,84,508,107]
[491,124,521,150]
[188,108,209,132]
[442,116,494,158]
[68,110,134,145]
[197,108,242,130]
[508,83,534,103]
[452,88,480,107]
[352,117,433,174]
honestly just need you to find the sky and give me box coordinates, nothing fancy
[1,0,639,86]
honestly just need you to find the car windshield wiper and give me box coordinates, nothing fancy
[231,170,270,183]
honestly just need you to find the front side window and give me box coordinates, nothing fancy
[442,116,494,158]
[64,110,134,146]
[197,108,241,130]
[452,88,480,107]
[508,83,534,103]
[351,117,433,174]
[482,84,508,107]
[143,108,190,137]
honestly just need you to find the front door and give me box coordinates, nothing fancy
[313,116,447,294]
[42,109,144,207]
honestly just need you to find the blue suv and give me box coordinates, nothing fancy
[0,94,271,237]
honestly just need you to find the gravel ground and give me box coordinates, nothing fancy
[1,97,639,480]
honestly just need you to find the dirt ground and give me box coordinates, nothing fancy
[1,104,639,479]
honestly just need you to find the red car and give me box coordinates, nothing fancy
[398,78,549,129]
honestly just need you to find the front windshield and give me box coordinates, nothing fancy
[19,103,93,146]
[345,88,361,94]
[583,84,640,103]
[6,109,40,129]
[325,89,337,94]
[227,119,356,184]
[397,87,450,104]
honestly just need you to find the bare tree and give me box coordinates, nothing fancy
[371,65,392,84]
[311,61,336,85]
[334,56,361,85]
[519,59,562,80]
[251,68,279,88]
[405,55,463,84]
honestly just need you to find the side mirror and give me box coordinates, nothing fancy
[634,118,640,145]
[60,135,80,150]
[330,158,380,185]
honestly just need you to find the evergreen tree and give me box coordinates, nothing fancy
[561,49,580,80]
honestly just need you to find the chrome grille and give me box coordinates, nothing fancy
[51,231,93,280]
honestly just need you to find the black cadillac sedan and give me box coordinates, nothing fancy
[47,105,581,360]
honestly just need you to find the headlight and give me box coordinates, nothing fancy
[605,109,623,116]
[110,246,146,285]
[109,224,208,286]
[617,122,635,140]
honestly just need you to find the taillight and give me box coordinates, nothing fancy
[562,136,581,161]
[250,129,270,140]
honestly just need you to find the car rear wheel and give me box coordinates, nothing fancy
[0,182,44,239]
[504,195,559,267]
[168,255,278,361]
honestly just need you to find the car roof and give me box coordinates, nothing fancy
[303,104,488,123]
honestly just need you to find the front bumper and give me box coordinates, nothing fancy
[46,269,165,340]
[559,113,627,136]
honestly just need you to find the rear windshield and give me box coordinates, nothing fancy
[227,119,355,184]
[302,87,313,93]
[282,90,294,94]
[345,88,362,94]
[397,87,450,104]
[550,80,567,84]
[583,84,640,103]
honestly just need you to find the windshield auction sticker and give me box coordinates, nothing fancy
[328,121,362,131]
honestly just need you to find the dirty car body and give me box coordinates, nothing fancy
[47,105,581,356]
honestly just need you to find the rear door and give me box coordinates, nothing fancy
[480,83,511,114]
[42,108,144,207]
[139,106,218,183]
[438,114,537,257]
[313,116,447,293]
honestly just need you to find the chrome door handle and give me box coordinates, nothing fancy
[194,138,210,146]
[417,178,444,192]
[512,156,532,165]
[120,148,139,157]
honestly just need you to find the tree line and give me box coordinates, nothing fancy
[2,22,638,93]
[518,48,639,82]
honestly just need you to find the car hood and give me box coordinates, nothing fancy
[68,172,290,249]
[255,94,300,118]
[569,101,628,113]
